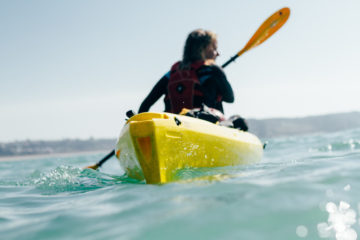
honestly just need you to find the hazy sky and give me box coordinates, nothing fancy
[1,0,359,141]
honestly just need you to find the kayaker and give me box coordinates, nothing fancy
[138,29,234,115]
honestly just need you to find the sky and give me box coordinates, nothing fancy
[1,0,359,141]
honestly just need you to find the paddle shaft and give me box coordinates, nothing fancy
[85,149,115,169]
[97,149,115,167]
[221,54,240,68]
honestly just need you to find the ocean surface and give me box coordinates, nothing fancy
[1,129,360,240]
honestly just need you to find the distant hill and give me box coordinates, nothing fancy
[1,112,359,157]
[248,111,360,138]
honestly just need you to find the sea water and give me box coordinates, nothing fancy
[1,129,360,240]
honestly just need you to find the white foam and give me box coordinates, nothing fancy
[327,144,333,151]
[348,139,355,150]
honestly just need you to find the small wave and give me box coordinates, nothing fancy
[14,166,139,194]
[310,139,360,153]
[172,166,245,184]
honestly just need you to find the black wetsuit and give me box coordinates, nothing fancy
[138,64,234,114]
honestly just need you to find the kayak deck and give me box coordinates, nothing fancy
[115,112,263,184]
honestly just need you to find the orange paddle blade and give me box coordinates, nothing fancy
[238,7,290,56]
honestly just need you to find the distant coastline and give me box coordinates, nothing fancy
[248,111,360,138]
[1,111,359,157]
[0,138,116,158]
[0,150,107,162]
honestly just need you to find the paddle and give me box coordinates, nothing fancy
[221,7,290,68]
[85,7,290,170]
[85,149,115,170]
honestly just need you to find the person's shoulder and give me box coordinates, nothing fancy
[170,61,182,71]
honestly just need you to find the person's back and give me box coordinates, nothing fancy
[138,29,234,114]
[166,60,204,114]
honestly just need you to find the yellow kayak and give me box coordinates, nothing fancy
[115,112,263,184]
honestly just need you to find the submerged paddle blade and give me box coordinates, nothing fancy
[84,164,99,170]
[238,7,290,56]
[83,149,115,170]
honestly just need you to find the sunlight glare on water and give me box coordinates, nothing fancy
[318,201,357,240]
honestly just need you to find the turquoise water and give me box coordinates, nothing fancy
[1,129,360,240]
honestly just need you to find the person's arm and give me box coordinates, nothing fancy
[213,66,234,103]
[138,73,169,113]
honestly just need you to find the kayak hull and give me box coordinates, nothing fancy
[115,112,263,184]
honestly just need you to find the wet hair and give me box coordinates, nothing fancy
[181,29,217,69]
